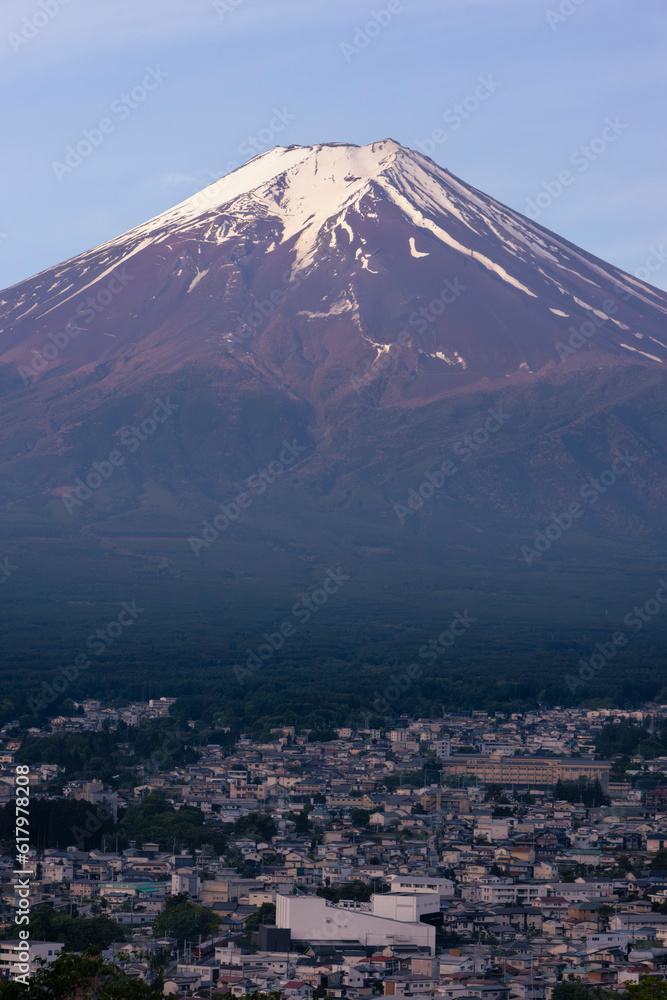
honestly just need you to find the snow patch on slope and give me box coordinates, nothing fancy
[409,237,429,258]
[298,298,353,319]
[620,343,663,362]
[433,350,467,368]
[338,213,354,244]
[188,269,210,291]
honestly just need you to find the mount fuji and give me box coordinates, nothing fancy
[2,140,667,714]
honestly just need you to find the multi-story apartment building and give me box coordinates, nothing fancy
[439,755,611,790]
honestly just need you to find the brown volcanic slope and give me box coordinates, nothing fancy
[1,140,667,708]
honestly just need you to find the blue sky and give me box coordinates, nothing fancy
[1,0,666,290]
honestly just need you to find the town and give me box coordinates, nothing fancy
[2,700,667,998]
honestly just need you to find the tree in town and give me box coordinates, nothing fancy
[0,949,161,998]
[152,893,220,944]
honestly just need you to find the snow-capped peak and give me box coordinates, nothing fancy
[183,139,403,214]
[4,138,667,399]
[85,139,666,319]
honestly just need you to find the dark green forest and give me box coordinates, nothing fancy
[2,525,667,731]
[2,638,666,735]
[0,792,278,855]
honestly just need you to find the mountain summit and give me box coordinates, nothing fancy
[2,140,666,407]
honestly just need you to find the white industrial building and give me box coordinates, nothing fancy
[371,893,440,923]
[387,875,455,900]
[276,893,436,954]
